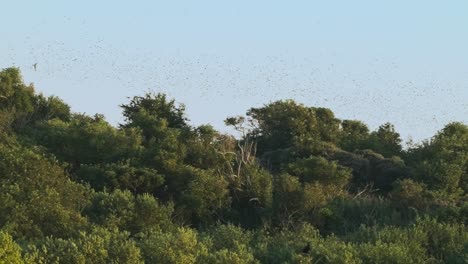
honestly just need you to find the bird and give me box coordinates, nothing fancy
[302,242,311,254]
[33,63,38,71]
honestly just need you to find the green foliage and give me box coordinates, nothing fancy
[137,227,204,264]
[0,68,34,113]
[1,67,467,263]
[390,179,429,211]
[338,119,370,152]
[313,107,341,143]
[31,94,71,122]
[321,196,406,235]
[407,122,468,194]
[205,224,253,252]
[121,92,188,132]
[0,231,23,264]
[332,149,408,191]
[246,100,322,158]
[271,157,351,227]
[84,190,173,234]
[120,93,189,173]
[200,247,257,264]
[76,162,164,193]
[0,68,35,130]
[252,224,360,264]
[366,123,403,158]
[0,68,70,131]
[348,225,428,263]
[184,125,226,169]
[0,141,90,240]
[272,173,304,227]
[358,241,423,264]
[418,218,468,263]
[200,224,257,264]
[227,164,273,228]
[28,115,142,168]
[25,227,143,264]
[244,165,274,209]
[287,156,351,188]
[182,169,230,223]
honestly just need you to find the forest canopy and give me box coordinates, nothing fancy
[0,67,467,263]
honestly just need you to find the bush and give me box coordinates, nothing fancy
[137,227,205,264]
[24,227,143,264]
[0,231,23,264]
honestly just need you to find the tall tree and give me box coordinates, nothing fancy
[338,119,370,152]
[366,122,402,157]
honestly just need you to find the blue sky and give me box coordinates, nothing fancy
[1,1,467,142]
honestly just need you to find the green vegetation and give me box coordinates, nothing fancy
[1,67,467,263]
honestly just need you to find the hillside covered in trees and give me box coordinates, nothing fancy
[0,67,467,263]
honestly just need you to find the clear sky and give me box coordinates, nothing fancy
[1,1,467,143]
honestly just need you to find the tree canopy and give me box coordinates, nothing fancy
[0,67,466,263]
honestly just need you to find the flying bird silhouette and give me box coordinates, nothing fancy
[33,63,38,71]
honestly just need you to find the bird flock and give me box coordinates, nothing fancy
[1,30,467,144]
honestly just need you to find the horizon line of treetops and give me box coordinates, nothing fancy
[0,66,467,263]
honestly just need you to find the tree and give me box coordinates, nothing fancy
[200,224,257,264]
[339,120,370,152]
[0,231,23,264]
[120,93,192,174]
[84,189,173,234]
[29,114,143,168]
[184,125,226,170]
[0,68,34,112]
[0,141,90,240]
[272,173,304,227]
[137,227,205,264]
[366,123,402,157]
[1,66,468,263]
[75,162,164,193]
[182,168,230,224]
[390,179,428,211]
[237,100,345,171]
[313,107,341,143]
[287,156,351,188]
[121,92,188,139]
[31,94,71,122]
[354,150,408,192]
[245,100,319,157]
[407,122,467,194]
[0,67,35,130]
[25,228,143,264]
